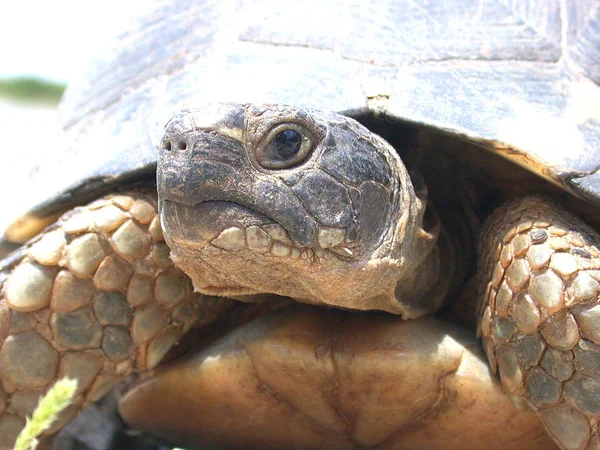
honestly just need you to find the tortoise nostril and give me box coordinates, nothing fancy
[178,142,187,150]
[165,141,172,151]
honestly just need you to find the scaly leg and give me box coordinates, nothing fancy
[479,196,600,450]
[0,192,232,449]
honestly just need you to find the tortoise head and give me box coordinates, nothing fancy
[158,103,452,317]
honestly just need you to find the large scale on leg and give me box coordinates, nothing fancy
[0,193,233,448]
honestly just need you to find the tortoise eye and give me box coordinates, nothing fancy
[272,129,302,159]
[256,123,314,169]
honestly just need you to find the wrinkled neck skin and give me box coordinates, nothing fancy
[158,103,458,318]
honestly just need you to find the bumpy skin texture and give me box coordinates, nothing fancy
[0,192,231,449]
[479,197,600,450]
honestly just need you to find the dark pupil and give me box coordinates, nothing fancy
[271,129,302,159]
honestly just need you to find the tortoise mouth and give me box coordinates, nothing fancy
[160,199,325,298]
[161,199,353,263]
[160,199,275,246]
[160,198,392,315]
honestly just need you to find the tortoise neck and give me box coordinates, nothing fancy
[389,166,471,319]
[392,203,463,319]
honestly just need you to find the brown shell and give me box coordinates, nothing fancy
[2,0,600,243]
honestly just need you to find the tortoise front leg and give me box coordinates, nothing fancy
[479,197,600,450]
[0,192,232,449]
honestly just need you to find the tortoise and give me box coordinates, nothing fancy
[1,0,600,449]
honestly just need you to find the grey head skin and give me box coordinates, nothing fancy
[158,103,457,318]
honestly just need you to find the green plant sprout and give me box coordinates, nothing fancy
[0,77,65,105]
[12,376,189,450]
[13,378,78,450]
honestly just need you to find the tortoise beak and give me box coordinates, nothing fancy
[156,105,320,248]
[162,102,246,144]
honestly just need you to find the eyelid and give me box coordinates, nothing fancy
[255,122,315,169]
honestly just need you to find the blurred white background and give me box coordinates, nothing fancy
[0,0,149,231]
[0,1,149,81]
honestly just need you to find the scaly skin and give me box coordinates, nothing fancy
[0,192,232,449]
[479,197,600,450]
